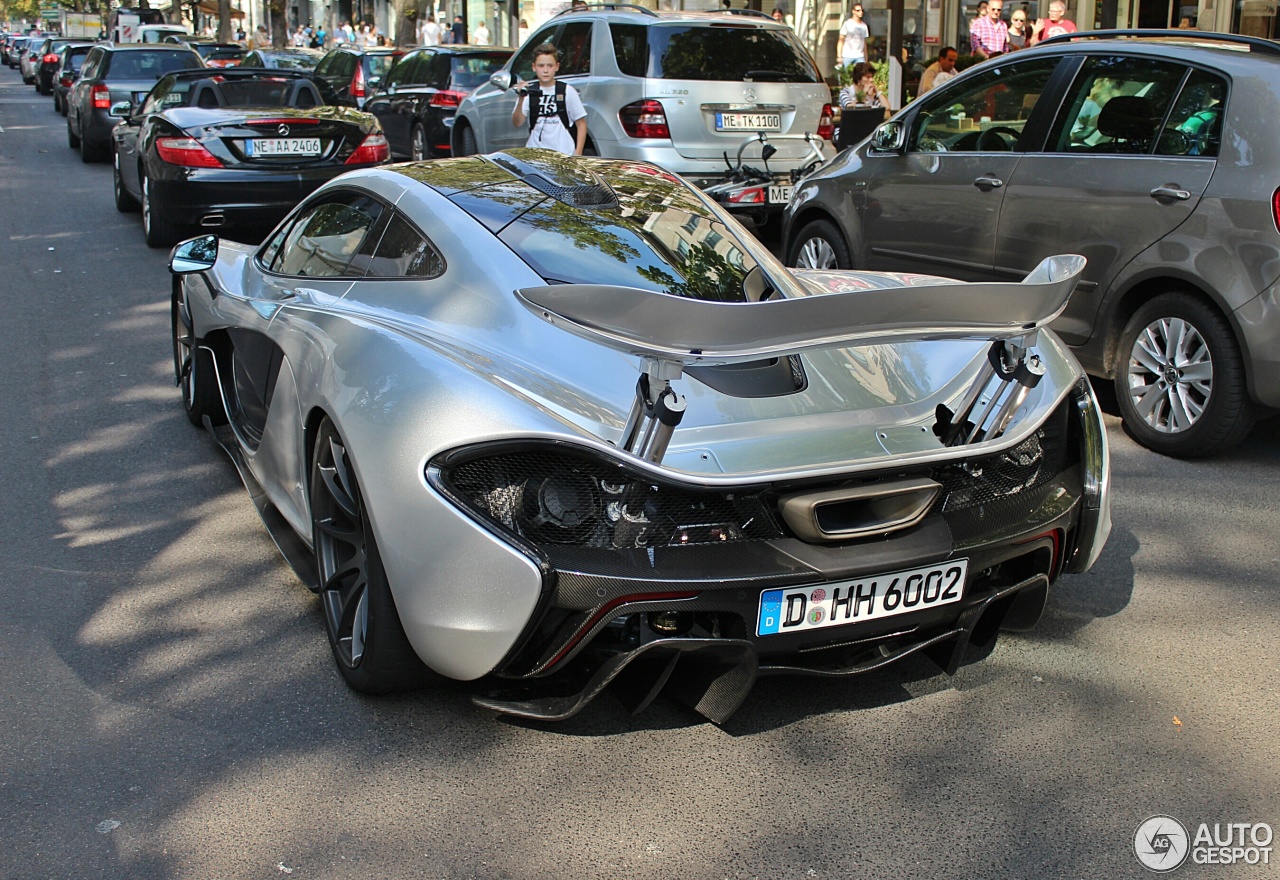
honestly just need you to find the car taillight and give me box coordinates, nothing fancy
[1274,187,1280,235]
[42,52,58,63]
[351,63,366,99]
[91,83,111,109]
[429,89,465,108]
[728,186,766,204]
[60,75,72,88]
[155,136,224,168]
[345,133,389,164]
[818,103,834,141]
[619,99,670,139]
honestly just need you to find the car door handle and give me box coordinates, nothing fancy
[1150,185,1191,201]
[973,176,1004,189]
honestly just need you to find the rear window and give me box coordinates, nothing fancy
[610,23,821,83]
[449,52,509,89]
[104,50,202,80]
[365,53,402,80]
[497,167,758,301]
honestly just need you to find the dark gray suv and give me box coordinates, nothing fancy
[783,30,1280,458]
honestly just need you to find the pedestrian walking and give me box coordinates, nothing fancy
[836,3,869,70]
[511,42,588,156]
[970,0,1008,57]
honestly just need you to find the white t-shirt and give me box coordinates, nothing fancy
[520,83,587,155]
[419,20,441,45]
[472,23,490,44]
[840,18,869,64]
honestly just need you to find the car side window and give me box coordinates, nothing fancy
[910,57,1058,153]
[610,23,647,77]
[267,195,385,277]
[1048,55,1188,154]
[314,52,334,77]
[1160,68,1227,157]
[81,48,102,79]
[384,51,415,86]
[362,213,445,278]
[557,22,593,76]
[510,26,559,82]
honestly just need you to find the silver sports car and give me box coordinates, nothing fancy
[169,148,1111,723]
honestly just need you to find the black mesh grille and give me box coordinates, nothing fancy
[441,449,783,551]
[525,173,620,209]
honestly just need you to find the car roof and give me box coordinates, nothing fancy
[1023,29,1280,67]
[555,6,789,27]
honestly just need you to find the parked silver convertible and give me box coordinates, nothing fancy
[169,149,1111,722]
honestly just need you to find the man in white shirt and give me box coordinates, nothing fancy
[472,20,490,44]
[836,3,869,69]
[419,14,440,46]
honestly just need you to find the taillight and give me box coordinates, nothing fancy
[818,103,834,141]
[351,63,366,99]
[42,52,58,63]
[1274,187,1280,234]
[429,89,465,108]
[728,186,766,204]
[619,99,670,139]
[59,75,72,88]
[91,83,111,109]
[155,136,224,168]
[345,133,389,164]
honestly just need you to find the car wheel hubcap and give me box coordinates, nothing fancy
[797,236,837,269]
[172,290,196,406]
[1126,316,1213,434]
[315,436,370,668]
[142,176,152,233]
[412,129,424,160]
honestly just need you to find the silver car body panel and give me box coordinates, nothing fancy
[180,155,1108,683]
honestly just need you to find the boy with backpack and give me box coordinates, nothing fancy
[511,43,587,156]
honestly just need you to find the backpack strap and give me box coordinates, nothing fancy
[527,81,576,134]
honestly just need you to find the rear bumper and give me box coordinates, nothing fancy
[149,165,359,230]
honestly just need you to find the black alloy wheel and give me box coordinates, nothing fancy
[310,418,429,694]
[171,283,224,427]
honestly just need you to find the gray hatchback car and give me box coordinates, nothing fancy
[452,5,833,224]
[784,30,1280,458]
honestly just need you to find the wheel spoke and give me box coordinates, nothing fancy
[315,514,359,545]
[1130,379,1166,423]
[1130,331,1165,376]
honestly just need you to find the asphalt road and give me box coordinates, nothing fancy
[1,72,1278,880]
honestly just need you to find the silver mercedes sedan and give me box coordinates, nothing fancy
[168,148,1111,723]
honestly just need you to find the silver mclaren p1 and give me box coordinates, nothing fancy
[168,148,1111,723]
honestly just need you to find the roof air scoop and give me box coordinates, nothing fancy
[487,149,620,210]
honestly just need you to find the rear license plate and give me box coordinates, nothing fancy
[716,112,782,132]
[756,559,968,636]
[245,137,322,157]
[768,185,792,204]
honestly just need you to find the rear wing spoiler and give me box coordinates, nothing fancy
[514,255,1085,367]
[515,255,1086,464]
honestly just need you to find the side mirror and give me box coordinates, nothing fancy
[870,121,905,152]
[368,75,382,89]
[489,70,512,91]
[170,234,219,274]
[109,100,132,117]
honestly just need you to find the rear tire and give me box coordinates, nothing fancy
[310,418,430,693]
[113,150,138,213]
[80,133,106,163]
[410,123,427,161]
[142,172,180,248]
[787,219,852,270]
[67,116,80,148]
[458,122,477,157]
[1114,291,1255,458]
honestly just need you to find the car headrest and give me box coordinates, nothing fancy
[1096,95,1158,142]
[284,79,322,108]
[190,79,225,108]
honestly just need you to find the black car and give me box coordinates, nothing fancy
[34,38,94,96]
[163,35,247,68]
[67,44,204,162]
[110,68,390,247]
[239,48,324,71]
[364,46,511,160]
[53,44,95,115]
[312,44,404,109]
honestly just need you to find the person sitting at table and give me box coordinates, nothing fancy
[839,62,884,109]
